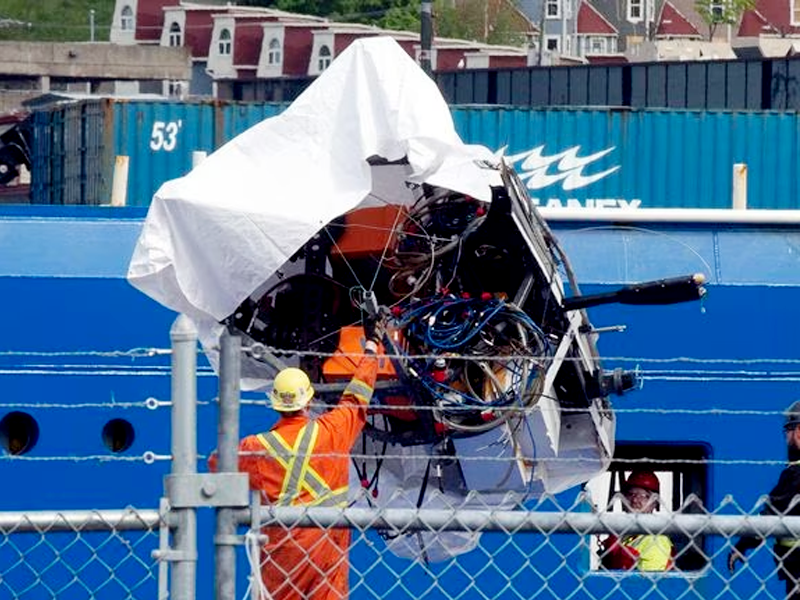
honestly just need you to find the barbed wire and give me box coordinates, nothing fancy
[0,368,218,377]
[5,393,781,419]
[0,368,796,382]
[2,450,793,468]
[0,398,214,409]
[7,344,800,364]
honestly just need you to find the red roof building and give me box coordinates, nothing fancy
[112,0,536,99]
[138,0,179,44]
[111,0,179,45]
[738,9,779,37]
[739,0,800,37]
[655,1,702,38]
[577,1,618,35]
[576,1,621,59]
[162,5,216,59]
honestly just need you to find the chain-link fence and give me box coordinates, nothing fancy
[239,499,800,600]
[0,508,162,600]
[4,317,800,600]
[4,500,800,600]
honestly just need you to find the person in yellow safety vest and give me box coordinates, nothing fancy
[210,314,384,600]
[599,470,674,571]
[728,400,800,600]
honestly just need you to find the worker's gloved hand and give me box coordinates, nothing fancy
[727,548,745,574]
[598,535,638,570]
[362,311,385,344]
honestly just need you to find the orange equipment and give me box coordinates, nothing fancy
[329,205,406,259]
[322,326,396,381]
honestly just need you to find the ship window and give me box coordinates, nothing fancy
[0,411,40,455]
[102,418,135,453]
[584,442,710,572]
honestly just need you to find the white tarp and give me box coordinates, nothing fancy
[127,36,500,331]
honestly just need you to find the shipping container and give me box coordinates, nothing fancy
[437,56,800,111]
[30,100,800,210]
[216,56,800,112]
[29,99,287,207]
[451,107,800,210]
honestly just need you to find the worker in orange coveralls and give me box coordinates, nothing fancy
[211,315,383,600]
[598,470,674,571]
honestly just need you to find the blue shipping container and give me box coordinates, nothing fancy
[30,101,800,210]
[451,107,800,210]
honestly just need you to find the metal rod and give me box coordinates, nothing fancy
[170,315,198,600]
[0,509,161,532]
[216,327,242,600]
[420,0,433,76]
[254,506,800,538]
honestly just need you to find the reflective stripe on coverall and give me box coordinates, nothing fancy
[237,357,378,600]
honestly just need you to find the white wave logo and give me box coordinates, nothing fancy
[507,145,620,191]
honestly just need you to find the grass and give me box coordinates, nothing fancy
[0,0,115,42]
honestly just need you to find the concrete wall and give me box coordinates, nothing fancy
[0,42,191,80]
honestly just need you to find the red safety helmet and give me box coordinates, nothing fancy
[623,470,660,495]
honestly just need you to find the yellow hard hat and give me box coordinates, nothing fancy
[270,367,314,412]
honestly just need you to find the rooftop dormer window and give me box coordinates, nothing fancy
[168,22,182,47]
[120,5,134,31]
[318,45,332,72]
[218,28,232,56]
[268,38,282,65]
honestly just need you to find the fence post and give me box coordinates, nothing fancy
[216,326,242,600]
[110,155,129,206]
[170,314,198,600]
[733,163,748,209]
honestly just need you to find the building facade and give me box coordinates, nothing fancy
[110,0,538,100]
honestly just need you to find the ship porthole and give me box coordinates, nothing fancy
[102,418,135,453]
[0,411,40,455]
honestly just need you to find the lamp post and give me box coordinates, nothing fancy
[420,0,433,76]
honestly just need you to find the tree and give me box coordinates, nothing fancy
[214,0,529,43]
[695,0,755,41]
[434,0,530,46]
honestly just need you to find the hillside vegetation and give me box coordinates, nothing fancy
[0,0,114,42]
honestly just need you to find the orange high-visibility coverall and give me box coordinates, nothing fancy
[228,355,378,600]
